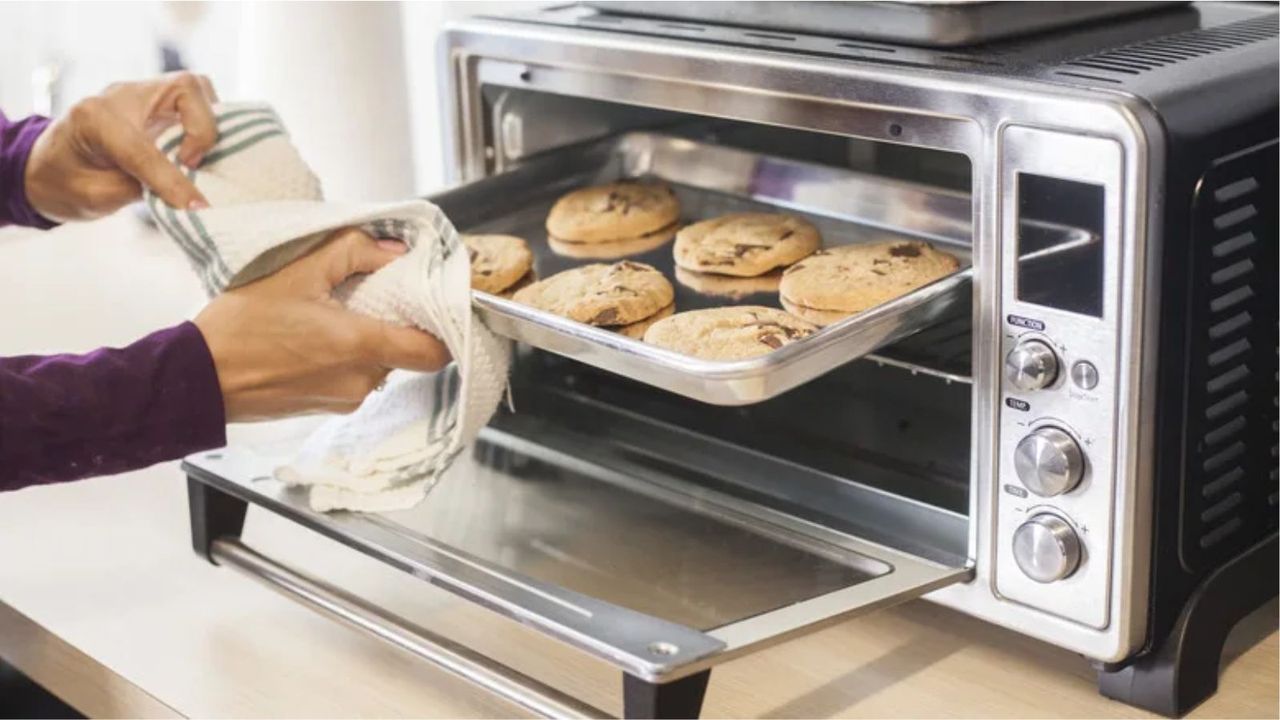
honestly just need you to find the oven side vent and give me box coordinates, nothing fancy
[1056,13,1278,83]
[1179,139,1280,571]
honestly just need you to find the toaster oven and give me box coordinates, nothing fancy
[183,2,1278,717]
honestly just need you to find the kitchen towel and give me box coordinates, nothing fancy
[145,102,511,512]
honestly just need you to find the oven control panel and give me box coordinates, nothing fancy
[994,126,1123,630]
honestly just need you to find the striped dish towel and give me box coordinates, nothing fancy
[146,102,511,513]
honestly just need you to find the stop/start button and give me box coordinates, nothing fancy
[1071,360,1099,390]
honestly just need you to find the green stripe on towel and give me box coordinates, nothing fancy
[198,129,286,166]
[179,164,234,285]
[161,108,282,154]
[153,193,221,293]
[215,107,280,125]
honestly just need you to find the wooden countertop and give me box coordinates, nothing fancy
[0,214,1275,718]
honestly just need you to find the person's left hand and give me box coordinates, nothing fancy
[23,72,219,223]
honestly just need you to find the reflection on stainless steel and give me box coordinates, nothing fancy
[211,539,608,720]
[501,362,973,560]
[434,132,977,405]
[673,267,782,301]
[187,448,724,680]
[379,439,875,631]
[185,430,968,680]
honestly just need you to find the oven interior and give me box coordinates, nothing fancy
[469,87,984,567]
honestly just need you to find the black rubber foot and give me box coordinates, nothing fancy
[1098,532,1278,717]
[623,671,710,719]
[187,475,249,564]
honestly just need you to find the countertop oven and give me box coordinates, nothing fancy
[183,2,1278,717]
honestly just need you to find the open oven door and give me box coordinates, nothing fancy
[183,404,971,719]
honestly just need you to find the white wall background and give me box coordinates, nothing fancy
[400,1,526,192]
[0,1,529,198]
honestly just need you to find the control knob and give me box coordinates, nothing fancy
[1013,514,1082,583]
[1005,339,1059,392]
[1014,427,1084,497]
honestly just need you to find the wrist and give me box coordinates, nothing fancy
[191,311,236,419]
[22,125,70,225]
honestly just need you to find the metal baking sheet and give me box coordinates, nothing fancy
[581,1,1186,47]
[431,132,974,406]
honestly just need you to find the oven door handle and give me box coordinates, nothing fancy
[209,537,608,719]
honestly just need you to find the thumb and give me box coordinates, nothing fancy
[366,319,453,373]
[306,228,407,291]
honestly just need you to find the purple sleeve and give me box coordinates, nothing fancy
[0,321,227,490]
[0,108,58,229]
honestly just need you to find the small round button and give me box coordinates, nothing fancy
[1005,340,1059,392]
[1014,427,1085,497]
[1071,360,1099,390]
[1013,514,1082,583]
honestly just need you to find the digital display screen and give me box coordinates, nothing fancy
[1016,173,1105,318]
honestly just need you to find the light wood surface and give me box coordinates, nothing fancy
[0,214,1275,718]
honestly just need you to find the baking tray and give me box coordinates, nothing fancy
[430,132,977,405]
[581,1,1186,48]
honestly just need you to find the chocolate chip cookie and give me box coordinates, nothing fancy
[511,260,675,326]
[546,181,680,243]
[617,302,675,339]
[673,212,821,277]
[463,234,534,295]
[675,266,782,300]
[779,239,961,325]
[548,224,676,260]
[643,306,817,360]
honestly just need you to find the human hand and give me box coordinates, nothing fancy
[193,228,451,421]
[24,72,219,223]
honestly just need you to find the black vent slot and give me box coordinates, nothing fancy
[1057,13,1278,82]
[1181,140,1280,567]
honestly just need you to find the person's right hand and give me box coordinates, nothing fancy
[193,228,451,421]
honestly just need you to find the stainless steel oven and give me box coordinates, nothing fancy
[183,2,1278,717]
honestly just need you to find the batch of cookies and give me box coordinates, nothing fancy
[463,180,960,361]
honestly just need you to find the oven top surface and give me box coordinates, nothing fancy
[472,2,1277,95]
[581,1,1187,48]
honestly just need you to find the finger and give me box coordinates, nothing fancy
[175,91,218,167]
[92,105,210,210]
[196,74,220,103]
[365,319,453,373]
[163,74,218,167]
[307,229,408,291]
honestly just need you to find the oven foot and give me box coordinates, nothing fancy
[1097,533,1278,718]
[187,475,249,564]
[623,670,711,719]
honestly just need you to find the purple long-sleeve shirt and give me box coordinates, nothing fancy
[0,109,226,491]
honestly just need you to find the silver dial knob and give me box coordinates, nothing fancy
[1014,427,1084,497]
[1013,514,1081,583]
[1005,340,1059,392]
